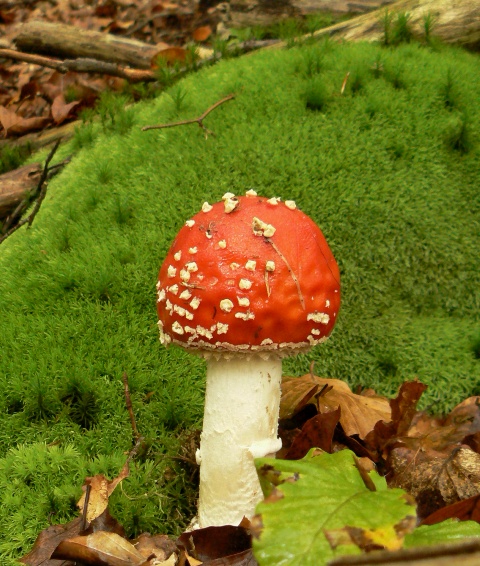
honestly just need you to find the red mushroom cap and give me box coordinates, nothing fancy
[156,192,340,355]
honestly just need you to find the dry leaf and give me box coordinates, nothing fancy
[390,445,480,520]
[53,531,146,565]
[77,459,130,523]
[0,104,50,136]
[154,46,186,66]
[281,375,391,440]
[192,25,212,42]
[421,493,480,525]
[284,408,340,460]
[133,532,177,561]
[51,93,80,125]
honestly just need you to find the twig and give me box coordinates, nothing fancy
[0,140,65,245]
[0,49,156,83]
[27,140,60,226]
[122,371,139,440]
[340,71,350,94]
[80,483,91,532]
[142,93,235,138]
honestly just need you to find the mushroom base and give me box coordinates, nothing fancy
[196,355,283,527]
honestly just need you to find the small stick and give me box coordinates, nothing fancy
[122,371,139,440]
[142,93,235,138]
[340,71,350,95]
[80,483,91,532]
[0,49,156,83]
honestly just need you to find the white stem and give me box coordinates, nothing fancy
[196,355,282,527]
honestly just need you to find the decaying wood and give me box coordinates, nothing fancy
[0,141,66,245]
[0,120,79,153]
[13,21,162,69]
[0,48,158,83]
[223,0,396,28]
[0,163,42,220]
[307,0,480,50]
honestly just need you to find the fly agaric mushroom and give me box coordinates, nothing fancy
[156,191,340,527]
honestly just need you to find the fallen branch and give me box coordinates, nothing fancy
[0,48,156,83]
[142,93,236,138]
[13,20,161,69]
[0,140,66,245]
[122,371,140,441]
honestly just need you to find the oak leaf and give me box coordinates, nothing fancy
[281,375,391,440]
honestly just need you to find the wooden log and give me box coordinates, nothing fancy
[0,163,42,221]
[308,0,480,50]
[0,120,79,153]
[13,21,161,70]
[222,0,397,28]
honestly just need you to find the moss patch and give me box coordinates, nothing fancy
[0,40,479,559]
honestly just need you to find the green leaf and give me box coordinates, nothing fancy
[405,520,480,547]
[253,449,416,566]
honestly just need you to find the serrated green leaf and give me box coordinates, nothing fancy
[405,519,480,547]
[253,449,416,566]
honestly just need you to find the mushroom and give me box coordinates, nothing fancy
[156,191,341,527]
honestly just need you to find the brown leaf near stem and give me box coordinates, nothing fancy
[132,532,177,562]
[281,375,391,440]
[192,25,212,42]
[51,93,80,125]
[421,493,480,525]
[364,380,427,458]
[19,517,82,565]
[52,531,146,565]
[177,525,252,564]
[77,458,130,523]
[284,408,340,459]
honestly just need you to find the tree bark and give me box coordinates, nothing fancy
[13,21,161,69]
[0,163,42,221]
[219,0,397,28]
[308,0,480,50]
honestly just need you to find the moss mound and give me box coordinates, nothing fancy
[0,40,479,559]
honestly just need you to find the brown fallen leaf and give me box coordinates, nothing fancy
[154,46,187,66]
[365,380,428,459]
[421,493,480,526]
[52,531,146,565]
[19,516,82,565]
[77,457,130,523]
[390,445,480,520]
[192,25,212,42]
[177,525,255,565]
[281,375,391,440]
[132,532,177,562]
[284,408,341,460]
[51,93,80,125]
[0,104,50,136]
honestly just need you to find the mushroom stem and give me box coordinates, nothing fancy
[196,354,283,527]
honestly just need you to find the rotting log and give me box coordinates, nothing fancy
[13,21,162,69]
[307,0,480,50]
[0,120,79,153]
[0,163,42,221]
[215,0,397,28]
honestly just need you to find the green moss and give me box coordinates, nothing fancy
[0,40,479,558]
